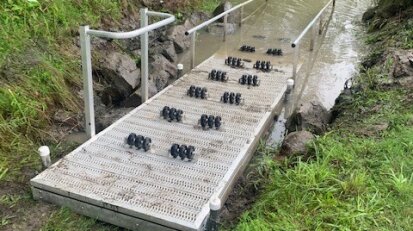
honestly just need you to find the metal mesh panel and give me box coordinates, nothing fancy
[31,55,290,230]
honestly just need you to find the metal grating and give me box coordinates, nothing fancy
[31,54,289,230]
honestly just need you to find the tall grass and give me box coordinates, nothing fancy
[234,87,413,230]
[0,0,122,183]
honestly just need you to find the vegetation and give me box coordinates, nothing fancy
[0,0,220,230]
[232,1,413,230]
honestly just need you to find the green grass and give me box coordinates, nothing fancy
[232,2,413,230]
[233,87,413,230]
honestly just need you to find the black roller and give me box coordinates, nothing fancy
[215,116,222,129]
[134,135,144,149]
[176,109,183,122]
[143,137,152,152]
[201,87,208,99]
[235,93,242,105]
[200,114,208,129]
[247,75,253,85]
[179,144,187,160]
[186,146,195,161]
[229,92,235,104]
[207,115,215,129]
[222,92,229,103]
[171,144,180,158]
[253,75,259,86]
[187,85,196,97]
[127,133,136,146]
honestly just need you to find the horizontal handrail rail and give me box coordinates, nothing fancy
[185,0,254,35]
[87,11,174,39]
[291,0,335,47]
[80,9,175,138]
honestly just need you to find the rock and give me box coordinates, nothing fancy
[184,12,210,29]
[167,25,190,54]
[208,23,236,35]
[97,51,140,98]
[151,70,171,91]
[161,41,178,63]
[279,131,315,157]
[151,54,177,78]
[362,7,376,22]
[213,1,240,24]
[288,101,331,135]
[95,107,134,132]
[390,49,413,78]
[121,84,158,108]
[101,86,125,106]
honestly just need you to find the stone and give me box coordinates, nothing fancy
[151,70,171,91]
[161,41,178,63]
[362,7,376,22]
[184,12,210,30]
[288,101,331,135]
[207,23,236,35]
[279,131,315,157]
[97,51,140,98]
[167,25,190,54]
[151,54,177,78]
[212,1,240,24]
[391,49,413,78]
[121,83,158,108]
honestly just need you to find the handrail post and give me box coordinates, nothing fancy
[80,25,95,138]
[190,32,196,69]
[223,14,228,41]
[140,8,149,103]
[292,43,299,80]
[318,15,323,35]
[310,24,316,51]
[239,6,244,27]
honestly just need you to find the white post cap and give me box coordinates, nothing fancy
[287,79,295,87]
[209,196,221,211]
[177,63,184,70]
[38,146,50,157]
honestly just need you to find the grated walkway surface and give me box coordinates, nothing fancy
[31,53,290,231]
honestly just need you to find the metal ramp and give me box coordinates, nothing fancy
[31,53,290,230]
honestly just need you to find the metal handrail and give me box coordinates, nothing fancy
[290,0,335,79]
[185,0,254,35]
[185,0,258,69]
[87,12,175,39]
[80,9,175,138]
[291,0,335,47]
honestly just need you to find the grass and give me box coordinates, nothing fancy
[0,1,228,230]
[231,5,413,231]
[233,82,413,230]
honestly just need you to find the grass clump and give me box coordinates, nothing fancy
[232,1,413,230]
[234,88,413,231]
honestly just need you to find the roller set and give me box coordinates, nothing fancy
[225,56,244,68]
[31,48,289,231]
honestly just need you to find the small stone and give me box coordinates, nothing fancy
[279,131,315,157]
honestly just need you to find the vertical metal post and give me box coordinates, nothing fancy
[292,43,300,80]
[80,26,95,138]
[239,6,244,27]
[223,14,228,42]
[318,15,323,35]
[309,25,316,51]
[206,197,221,231]
[140,8,149,102]
[333,0,336,8]
[190,32,196,69]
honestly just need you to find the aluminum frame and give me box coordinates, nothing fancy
[80,9,175,138]
[185,0,257,69]
[291,0,336,79]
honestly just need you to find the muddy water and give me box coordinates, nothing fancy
[178,0,372,145]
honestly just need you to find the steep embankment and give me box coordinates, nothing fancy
[230,2,413,230]
[0,0,219,230]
